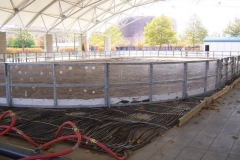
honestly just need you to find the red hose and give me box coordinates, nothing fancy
[39,135,77,150]
[82,135,126,160]
[20,121,81,160]
[0,126,39,147]
[0,111,126,160]
[0,110,16,136]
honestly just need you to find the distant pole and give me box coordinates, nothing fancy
[74,35,76,52]
[55,33,58,52]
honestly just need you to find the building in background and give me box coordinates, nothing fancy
[119,16,177,46]
[204,37,240,52]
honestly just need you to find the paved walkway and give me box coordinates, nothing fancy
[128,81,240,160]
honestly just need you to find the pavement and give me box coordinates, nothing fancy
[0,81,240,160]
[128,81,240,160]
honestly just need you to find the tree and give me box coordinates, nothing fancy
[209,32,221,37]
[36,34,45,48]
[89,32,104,47]
[117,37,130,47]
[133,31,145,50]
[13,30,36,49]
[182,15,208,47]
[7,35,15,47]
[143,15,177,49]
[89,25,123,50]
[104,25,123,45]
[223,18,240,37]
[176,35,188,50]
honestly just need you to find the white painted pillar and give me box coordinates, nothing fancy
[104,36,111,52]
[78,35,82,52]
[0,32,6,62]
[44,34,53,52]
[78,35,89,52]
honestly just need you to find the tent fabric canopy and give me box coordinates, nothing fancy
[0,0,161,33]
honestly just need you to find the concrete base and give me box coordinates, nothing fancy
[44,34,53,52]
[104,37,111,51]
[79,35,88,51]
[0,32,6,62]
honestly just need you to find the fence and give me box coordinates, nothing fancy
[0,54,239,108]
[3,51,240,63]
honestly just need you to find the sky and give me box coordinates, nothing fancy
[136,0,240,36]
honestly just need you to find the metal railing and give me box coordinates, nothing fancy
[0,54,239,108]
[3,51,240,63]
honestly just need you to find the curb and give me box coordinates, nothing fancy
[178,76,240,126]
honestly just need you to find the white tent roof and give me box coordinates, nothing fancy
[0,0,162,34]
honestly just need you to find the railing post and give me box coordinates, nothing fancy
[215,60,221,89]
[25,53,27,62]
[182,62,188,99]
[231,57,235,78]
[16,54,18,62]
[237,56,240,75]
[68,52,70,60]
[149,63,153,102]
[104,63,110,107]
[52,64,57,107]
[14,54,17,62]
[5,63,12,107]
[45,52,47,61]
[204,61,209,92]
[235,56,238,76]
[220,59,224,87]
[224,58,228,82]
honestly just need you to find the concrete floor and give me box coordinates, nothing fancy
[0,81,240,160]
[128,81,240,160]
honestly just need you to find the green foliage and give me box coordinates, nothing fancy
[176,35,188,49]
[7,31,36,48]
[182,14,208,46]
[6,35,15,47]
[89,32,104,47]
[143,15,177,48]
[36,34,45,48]
[223,18,240,37]
[89,25,123,47]
[104,25,122,45]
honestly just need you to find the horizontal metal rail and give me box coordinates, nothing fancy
[0,55,239,108]
[2,51,239,63]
